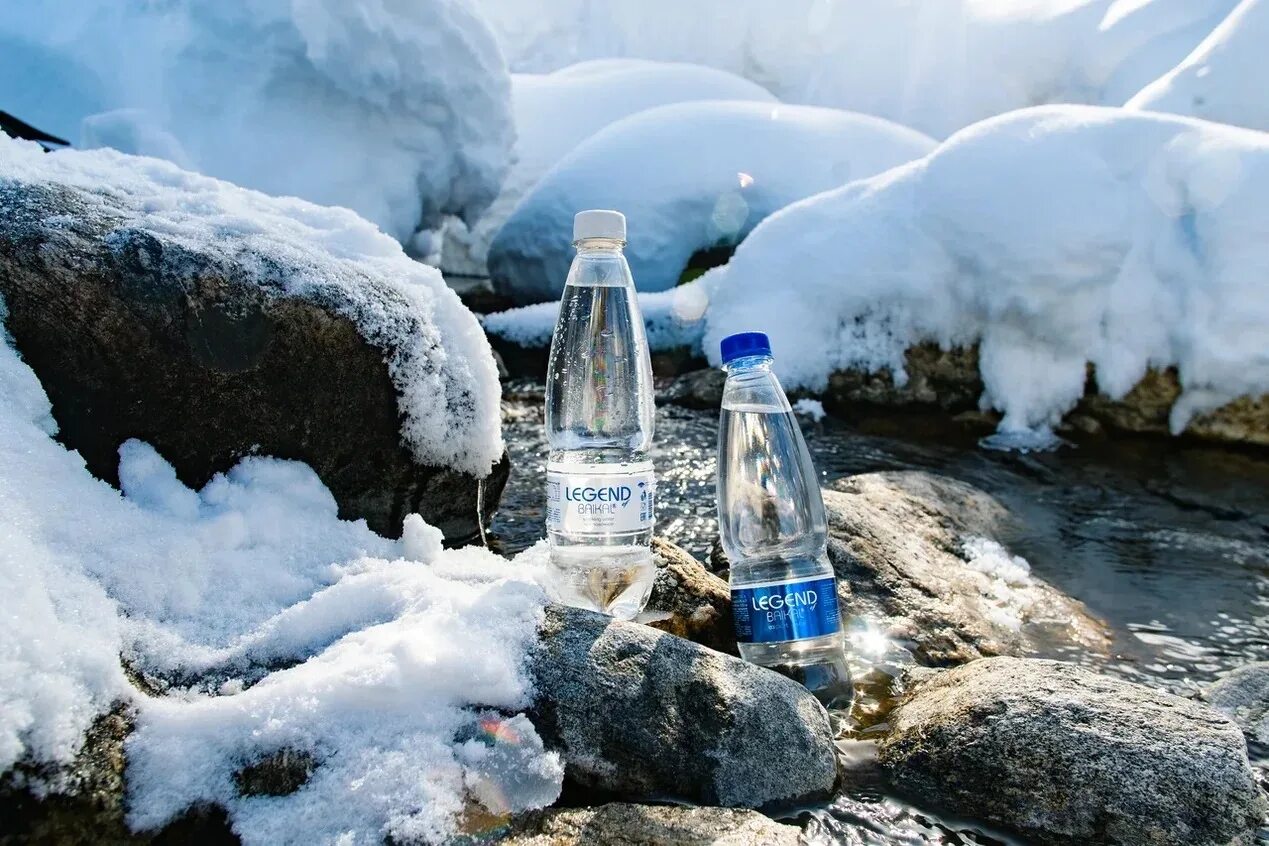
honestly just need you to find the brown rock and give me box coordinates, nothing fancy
[642,537,736,656]
[496,803,800,845]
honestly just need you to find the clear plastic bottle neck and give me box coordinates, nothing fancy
[723,353,774,374]
[573,237,626,255]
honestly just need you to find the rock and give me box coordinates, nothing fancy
[1207,662,1269,744]
[497,803,800,845]
[878,657,1265,846]
[818,342,1269,449]
[642,537,737,656]
[233,750,315,798]
[0,154,507,541]
[528,605,837,808]
[656,368,726,409]
[826,471,1111,665]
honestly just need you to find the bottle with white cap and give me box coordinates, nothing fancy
[544,210,656,619]
[716,331,853,707]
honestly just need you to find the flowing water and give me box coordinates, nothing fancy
[491,381,1269,844]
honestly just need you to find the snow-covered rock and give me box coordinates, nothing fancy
[0,137,504,539]
[701,105,1269,446]
[880,658,1264,845]
[1127,0,1269,133]
[0,0,514,245]
[475,0,1237,137]
[442,59,775,277]
[488,100,934,305]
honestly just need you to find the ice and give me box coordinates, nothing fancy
[700,105,1269,443]
[443,59,775,276]
[474,0,1237,137]
[1127,0,1269,132]
[488,100,934,304]
[0,135,503,477]
[0,314,560,840]
[0,0,514,245]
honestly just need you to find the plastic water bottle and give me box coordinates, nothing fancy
[716,331,853,707]
[545,210,656,620]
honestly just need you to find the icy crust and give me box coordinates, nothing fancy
[1128,0,1269,132]
[0,314,561,841]
[475,0,1237,138]
[0,136,503,477]
[0,0,514,244]
[443,59,775,275]
[488,100,934,304]
[702,106,1269,439]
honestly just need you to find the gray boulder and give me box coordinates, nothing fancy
[498,803,800,845]
[878,657,1265,846]
[528,605,837,808]
[1207,662,1269,744]
[826,472,1111,665]
[0,148,507,540]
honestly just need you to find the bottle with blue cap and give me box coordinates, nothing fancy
[544,209,656,619]
[716,331,853,707]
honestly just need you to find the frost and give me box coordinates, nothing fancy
[488,100,934,304]
[701,106,1269,442]
[0,0,514,244]
[0,135,503,476]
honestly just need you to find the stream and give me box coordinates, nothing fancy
[490,380,1269,845]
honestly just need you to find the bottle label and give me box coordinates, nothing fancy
[731,576,841,644]
[546,462,655,535]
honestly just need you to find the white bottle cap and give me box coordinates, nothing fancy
[573,209,626,243]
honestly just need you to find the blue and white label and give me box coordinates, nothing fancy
[546,462,655,535]
[731,576,841,644]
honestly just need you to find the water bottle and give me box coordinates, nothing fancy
[716,331,853,708]
[544,210,656,619]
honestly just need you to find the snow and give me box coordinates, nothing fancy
[443,59,775,276]
[0,135,503,477]
[1127,0,1269,133]
[474,0,1237,138]
[793,399,827,422]
[0,0,514,245]
[487,100,935,305]
[701,105,1269,441]
[961,537,1036,632]
[0,303,560,840]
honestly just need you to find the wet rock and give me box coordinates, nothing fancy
[642,537,737,656]
[878,657,1265,846]
[528,605,837,808]
[497,803,799,845]
[656,368,726,409]
[826,471,1111,665]
[1206,662,1269,744]
[817,342,1269,448]
[233,750,315,797]
[0,176,506,541]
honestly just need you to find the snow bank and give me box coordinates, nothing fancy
[1127,0,1269,132]
[0,0,514,245]
[474,0,1236,137]
[442,59,774,276]
[0,135,503,477]
[487,100,935,304]
[701,106,1269,440]
[0,306,560,840]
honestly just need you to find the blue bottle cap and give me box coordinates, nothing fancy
[720,331,772,364]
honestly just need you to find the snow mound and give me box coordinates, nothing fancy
[0,135,503,477]
[475,0,1237,137]
[487,100,935,304]
[0,0,514,245]
[0,309,560,841]
[442,59,775,276]
[1127,0,1269,132]
[701,106,1269,440]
